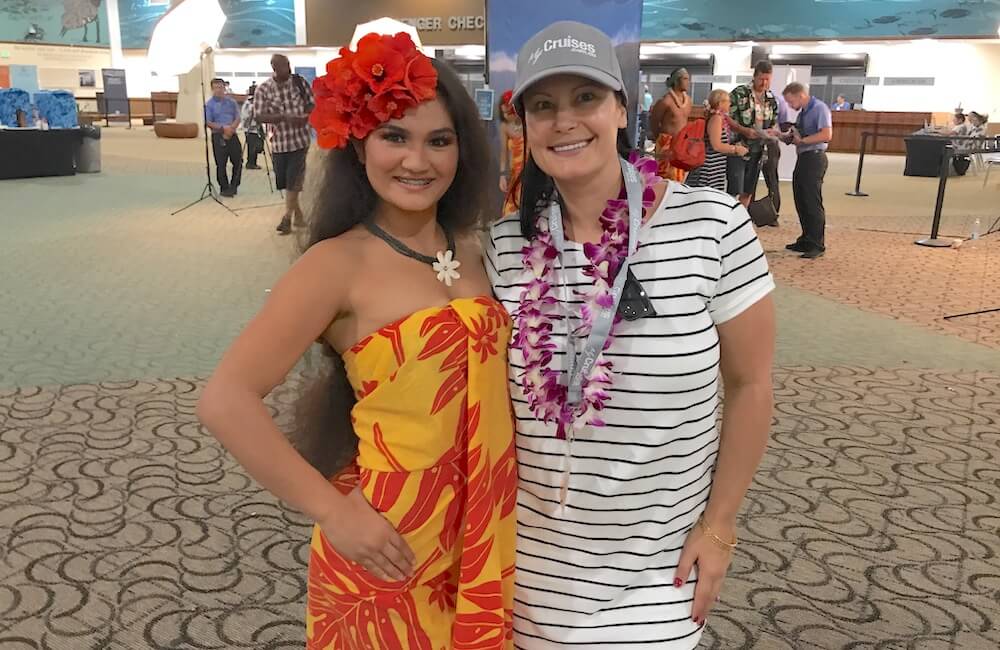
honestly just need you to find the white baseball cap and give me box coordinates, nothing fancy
[511,21,625,108]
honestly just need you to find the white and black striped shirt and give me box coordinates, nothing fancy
[486,183,774,649]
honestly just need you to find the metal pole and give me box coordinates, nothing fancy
[846,131,869,197]
[915,143,954,247]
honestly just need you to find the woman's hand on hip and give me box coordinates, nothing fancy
[674,518,736,625]
[318,487,416,582]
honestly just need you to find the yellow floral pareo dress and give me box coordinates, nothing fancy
[306,297,517,650]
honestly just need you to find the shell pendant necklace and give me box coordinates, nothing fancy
[365,220,462,287]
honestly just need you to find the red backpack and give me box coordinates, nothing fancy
[670,118,707,171]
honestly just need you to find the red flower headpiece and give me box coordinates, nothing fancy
[501,89,513,108]
[310,32,438,149]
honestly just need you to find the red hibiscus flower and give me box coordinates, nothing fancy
[352,33,405,94]
[369,90,417,123]
[404,54,437,102]
[311,32,438,150]
[388,31,419,59]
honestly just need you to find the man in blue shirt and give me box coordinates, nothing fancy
[204,78,242,197]
[780,82,833,259]
[832,95,851,111]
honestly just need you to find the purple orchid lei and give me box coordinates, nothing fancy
[515,153,660,439]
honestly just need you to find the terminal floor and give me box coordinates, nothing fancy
[1,128,998,649]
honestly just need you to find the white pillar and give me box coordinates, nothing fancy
[295,0,307,45]
[176,51,214,128]
[105,0,125,68]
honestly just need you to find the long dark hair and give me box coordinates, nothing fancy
[290,59,493,477]
[514,90,633,238]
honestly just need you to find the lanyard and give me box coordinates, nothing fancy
[547,157,644,407]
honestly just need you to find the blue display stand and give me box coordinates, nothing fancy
[34,90,79,128]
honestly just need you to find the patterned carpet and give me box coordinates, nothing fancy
[2,367,998,649]
[3,130,1000,648]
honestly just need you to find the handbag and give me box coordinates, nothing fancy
[670,118,706,171]
[748,194,779,227]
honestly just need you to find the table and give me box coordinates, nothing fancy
[0,128,81,180]
[903,136,948,177]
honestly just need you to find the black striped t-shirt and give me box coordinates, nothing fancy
[486,183,774,649]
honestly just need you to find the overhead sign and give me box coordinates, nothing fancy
[883,77,935,87]
[692,74,733,83]
[832,76,880,85]
[398,15,485,31]
[306,0,486,46]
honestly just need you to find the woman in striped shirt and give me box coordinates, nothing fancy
[687,89,749,194]
[486,21,775,648]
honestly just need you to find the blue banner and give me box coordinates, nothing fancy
[9,65,40,95]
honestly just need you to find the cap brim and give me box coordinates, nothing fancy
[512,66,623,109]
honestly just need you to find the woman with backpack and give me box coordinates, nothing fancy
[687,89,749,193]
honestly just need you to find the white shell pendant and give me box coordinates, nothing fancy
[433,250,462,286]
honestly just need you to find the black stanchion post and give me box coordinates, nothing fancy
[915,143,954,247]
[846,131,870,197]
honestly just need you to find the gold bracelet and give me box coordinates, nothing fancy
[698,515,738,551]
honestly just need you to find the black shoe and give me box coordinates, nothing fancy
[246,164,261,170]
[800,248,825,259]
[785,241,808,252]
[220,188,234,198]
[276,215,292,235]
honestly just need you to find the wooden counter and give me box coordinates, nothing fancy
[830,111,931,155]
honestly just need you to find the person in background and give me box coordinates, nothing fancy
[728,60,778,208]
[639,84,654,148]
[686,89,748,192]
[780,82,832,260]
[831,94,851,111]
[951,111,988,175]
[241,89,263,170]
[761,91,792,215]
[498,89,524,215]
[254,54,316,235]
[204,77,242,198]
[650,67,692,181]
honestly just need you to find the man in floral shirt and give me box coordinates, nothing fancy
[728,60,778,207]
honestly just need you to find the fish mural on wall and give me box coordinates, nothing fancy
[641,0,1000,40]
[0,0,110,46]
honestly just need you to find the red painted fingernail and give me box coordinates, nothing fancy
[674,578,683,588]
[693,617,700,625]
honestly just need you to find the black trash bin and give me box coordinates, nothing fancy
[77,125,101,173]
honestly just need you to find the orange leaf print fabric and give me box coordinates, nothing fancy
[307,298,516,649]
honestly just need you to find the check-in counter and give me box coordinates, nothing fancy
[829,111,931,154]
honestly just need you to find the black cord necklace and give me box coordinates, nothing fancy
[364,220,462,286]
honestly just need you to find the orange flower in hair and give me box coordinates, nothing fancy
[310,32,438,149]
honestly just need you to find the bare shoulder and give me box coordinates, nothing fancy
[280,229,365,303]
[296,231,361,273]
[456,231,485,263]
